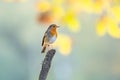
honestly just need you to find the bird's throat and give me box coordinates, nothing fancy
[50,28,57,36]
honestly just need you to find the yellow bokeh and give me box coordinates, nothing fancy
[79,0,93,13]
[111,6,120,22]
[96,20,107,36]
[67,18,80,32]
[92,0,103,13]
[54,34,72,56]
[113,0,120,5]
[107,19,120,38]
[37,1,51,12]
[62,10,80,32]
[97,15,109,36]
[97,15,120,38]
[52,0,64,5]
[36,0,120,39]
[67,0,81,14]
[52,6,64,20]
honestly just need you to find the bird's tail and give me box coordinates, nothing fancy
[41,46,46,53]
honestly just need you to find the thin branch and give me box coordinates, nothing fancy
[39,49,56,80]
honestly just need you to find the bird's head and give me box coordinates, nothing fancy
[48,24,59,30]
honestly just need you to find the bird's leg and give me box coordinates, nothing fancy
[47,44,51,51]
[48,44,50,47]
[51,44,53,49]
[48,44,54,50]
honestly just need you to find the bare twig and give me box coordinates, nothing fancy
[39,49,56,80]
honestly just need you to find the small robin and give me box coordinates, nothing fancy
[41,24,59,53]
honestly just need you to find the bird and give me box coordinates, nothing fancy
[41,24,59,53]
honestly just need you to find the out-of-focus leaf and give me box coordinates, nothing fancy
[52,0,64,5]
[52,6,64,20]
[96,15,108,36]
[111,6,120,22]
[67,0,81,14]
[107,19,120,38]
[96,20,106,36]
[97,15,120,38]
[54,34,72,56]
[37,1,51,12]
[62,10,80,32]
[67,18,80,32]
[92,0,104,13]
[79,0,93,13]
[113,0,120,5]
[37,11,54,24]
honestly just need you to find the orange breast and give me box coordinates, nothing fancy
[50,28,57,37]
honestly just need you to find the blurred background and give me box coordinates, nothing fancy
[0,0,120,80]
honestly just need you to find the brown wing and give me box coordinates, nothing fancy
[42,35,45,46]
[42,32,47,46]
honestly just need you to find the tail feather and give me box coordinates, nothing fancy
[41,46,46,53]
